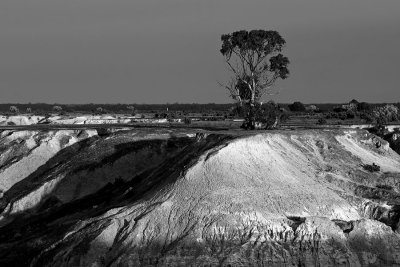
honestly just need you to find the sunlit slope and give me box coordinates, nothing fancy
[1,129,400,266]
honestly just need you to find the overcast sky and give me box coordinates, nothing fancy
[1,0,400,104]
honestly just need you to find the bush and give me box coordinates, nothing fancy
[126,106,136,116]
[373,104,399,125]
[333,107,346,113]
[317,118,327,125]
[288,101,306,112]
[357,102,372,111]
[376,184,393,191]
[240,101,282,129]
[346,111,355,119]
[326,112,337,119]
[53,106,62,112]
[360,112,374,123]
[96,107,104,114]
[363,163,380,172]
[339,113,347,120]
[9,106,19,113]
[368,125,387,137]
[184,117,192,124]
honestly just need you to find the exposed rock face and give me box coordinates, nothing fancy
[0,130,97,192]
[0,116,45,126]
[0,129,400,266]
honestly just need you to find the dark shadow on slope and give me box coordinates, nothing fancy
[1,134,197,218]
[366,126,400,155]
[332,219,354,234]
[0,135,100,213]
[0,134,236,266]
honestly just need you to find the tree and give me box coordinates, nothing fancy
[96,107,104,114]
[373,104,399,125]
[126,105,136,115]
[53,105,63,113]
[357,102,372,112]
[9,106,19,114]
[220,30,289,129]
[288,101,306,112]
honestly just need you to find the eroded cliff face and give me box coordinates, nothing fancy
[1,129,400,266]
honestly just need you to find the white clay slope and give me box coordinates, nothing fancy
[24,130,400,267]
[0,130,97,192]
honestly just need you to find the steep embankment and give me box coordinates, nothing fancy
[0,129,97,192]
[1,129,400,266]
[0,116,45,126]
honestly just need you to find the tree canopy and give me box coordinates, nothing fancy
[220,30,289,129]
[220,30,289,104]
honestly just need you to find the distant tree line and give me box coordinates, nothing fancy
[1,102,399,113]
[0,103,236,114]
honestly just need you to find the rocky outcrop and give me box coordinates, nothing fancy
[0,129,400,266]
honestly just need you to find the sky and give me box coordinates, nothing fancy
[1,0,400,104]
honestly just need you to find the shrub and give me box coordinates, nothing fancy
[376,184,393,191]
[333,107,346,113]
[288,101,306,112]
[240,101,283,129]
[360,112,374,123]
[326,112,337,119]
[363,163,380,172]
[96,107,104,114]
[368,125,387,137]
[126,106,136,116]
[357,102,372,112]
[373,104,399,125]
[53,106,63,112]
[346,111,355,119]
[184,117,192,124]
[9,106,19,113]
[317,118,327,125]
[339,113,347,120]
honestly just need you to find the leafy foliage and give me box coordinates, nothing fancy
[53,106,63,112]
[9,106,19,113]
[357,102,372,112]
[363,163,381,173]
[220,30,289,129]
[288,101,305,112]
[317,118,327,125]
[373,104,399,125]
[220,30,289,103]
[240,101,284,129]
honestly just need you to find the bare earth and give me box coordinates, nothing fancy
[0,123,400,266]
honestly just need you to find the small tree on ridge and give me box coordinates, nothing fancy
[220,30,289,129]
